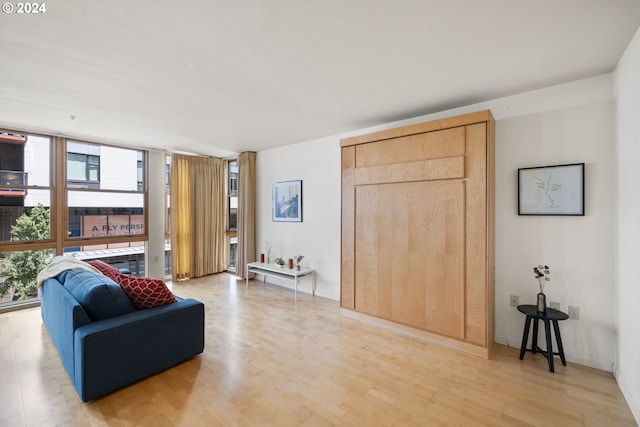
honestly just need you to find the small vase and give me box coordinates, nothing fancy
[296,265,300,271]
[537,292,546,313]
[288,259,293,269]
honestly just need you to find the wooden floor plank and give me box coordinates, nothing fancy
[0,273,636,426]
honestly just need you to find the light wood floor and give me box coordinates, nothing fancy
[0,273,636,427]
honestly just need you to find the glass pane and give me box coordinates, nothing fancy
[166,201,171,235]
[164,239,171,276]
[137,160,143,183]
[88,158,100,181]
[165,155,171,192]
[229,160,238,195]
[229,196,237,230]
[67,153,87,181]
[0,248,53,304]
[0,132,50,187]
[229,236,237,269]
[0,189,51,242]
[67,191,144,238]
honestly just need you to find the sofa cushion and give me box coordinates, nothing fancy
[62,270,136,321]
[113,272,177,310]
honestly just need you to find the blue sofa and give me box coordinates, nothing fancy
[41,269,204,402]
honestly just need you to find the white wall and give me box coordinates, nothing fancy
[256,73,617,372]
[614,27,640,423]
[491,78,615,371]
[256,137,342,300]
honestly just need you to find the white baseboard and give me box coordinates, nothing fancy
[494,335,522,348]
[615,369,640,425]
[494,335,613,372]
[494,335,509,346]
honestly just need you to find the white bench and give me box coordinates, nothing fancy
[245,262,315,300]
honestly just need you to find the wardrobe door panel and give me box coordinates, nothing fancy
[353,156,464,186]
[464,123,488,345]
[355,127,465,167]
[354,180,465,338]
[341,146,356,309]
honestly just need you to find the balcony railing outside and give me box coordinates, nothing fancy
[0,170,28,197]
[0,170,28,189]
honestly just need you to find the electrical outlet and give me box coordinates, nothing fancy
[510,295,519,307]
[549,301,560,310]
[568,306,580,320]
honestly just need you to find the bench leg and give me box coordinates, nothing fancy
[532,317,539,354]
[519,316,532,360]
[552,320,567,366]
[544,319,555,373]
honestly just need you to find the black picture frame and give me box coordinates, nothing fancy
[518,163,585,216]
[272,180,302,222]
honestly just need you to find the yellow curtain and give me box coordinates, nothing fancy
[236,152,256,278]
[170,154,226,281]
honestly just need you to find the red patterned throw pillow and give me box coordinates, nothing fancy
[88,259,176,309]
[114,272,177,310]
[88,260,121,282]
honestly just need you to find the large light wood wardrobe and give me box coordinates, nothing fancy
[340,110,495,358]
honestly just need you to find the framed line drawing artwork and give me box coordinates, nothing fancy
[273,180,302,222]
[518,163,585,216]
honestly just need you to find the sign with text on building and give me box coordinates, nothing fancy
[82,215,144,237]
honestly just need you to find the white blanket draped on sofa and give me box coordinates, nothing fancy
[36,256,100,287]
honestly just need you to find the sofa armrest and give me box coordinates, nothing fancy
[73,298,205,401]
[41,278,91,379]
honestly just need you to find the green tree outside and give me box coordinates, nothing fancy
[0,203,51,300]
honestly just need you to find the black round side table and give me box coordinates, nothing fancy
[517,304,569,373]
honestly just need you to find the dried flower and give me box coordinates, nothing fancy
[294,255,304,265]
[533,265,551,293]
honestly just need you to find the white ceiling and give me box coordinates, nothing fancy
[1,1,639,158]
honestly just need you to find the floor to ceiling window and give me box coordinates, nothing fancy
[164,154,172,277]
[226,159,238,272]
[1,129,232,308]
[0,130,151,309]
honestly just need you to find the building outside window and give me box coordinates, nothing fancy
[229,236,237,271]
[137,152,143,191]
[67,141,100,189]
[67,153,99,182]
[226,159,238,271]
